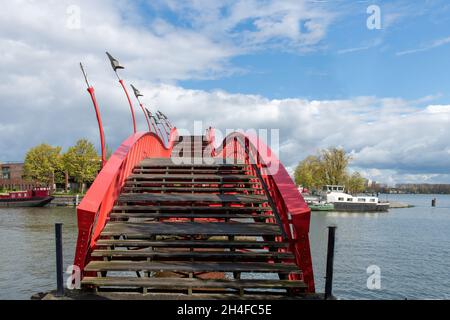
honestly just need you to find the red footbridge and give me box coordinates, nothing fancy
[72,55,315,300]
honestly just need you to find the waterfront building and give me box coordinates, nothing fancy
[0,162,35,191]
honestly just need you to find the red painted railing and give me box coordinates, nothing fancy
[73,129,178,272]
[73,126,315,293]
[214,132,315,293]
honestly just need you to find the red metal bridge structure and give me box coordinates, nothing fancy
[73,55,314,300]
[73,128,314,299]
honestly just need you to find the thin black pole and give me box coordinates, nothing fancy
[55,223,64,297]
[324,225,336,300]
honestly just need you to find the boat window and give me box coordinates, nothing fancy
[338,197,344,201]
[347,198,353,202]
[358,198,366,202]
[370,198,376,202]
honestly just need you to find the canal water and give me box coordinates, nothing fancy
[0,194,449,299]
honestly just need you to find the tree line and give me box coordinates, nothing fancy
[390,184,450,194]
[294,147,366,194]
[23,139,106,193]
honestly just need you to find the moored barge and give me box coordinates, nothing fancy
[0,188,54,207]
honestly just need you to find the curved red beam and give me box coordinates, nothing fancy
[118,79,137,133]
[74,128,179,272]
[138,103,152,132]
[86,87,107,168]
[213,131,315,293]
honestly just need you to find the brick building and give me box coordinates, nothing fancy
[0,162,35,191]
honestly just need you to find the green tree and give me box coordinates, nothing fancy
[62,139,100,194]
[294,147,367,194]
[320,147,351,185]
[346,172,366,194]
[23,144,63,188]
[294,155,324,190]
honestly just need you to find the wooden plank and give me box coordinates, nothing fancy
[138,158,247,168]
[118,193,267,204]
[84,261,299,273]
[124,181,258,186]
[133,169,247,174]
[112,205,271,212]
[122,187,260,192]
[90,250,294,260]
[127,174,255,180]
[110,212,273,219]
[95,239,289,249]
[79,291,311,300]
[101,222,281,237]
[82,277,306,289]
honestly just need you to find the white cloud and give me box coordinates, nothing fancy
[129,84,450,184]
[0,1,449,185]
[396,36,450,56]
[155,0,335,52]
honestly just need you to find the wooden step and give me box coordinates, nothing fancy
[138,158,246,168]
[84,291,309,300]
[133,169,247,174]
[82,277,306,290]
[90,250,294,260]
[122,187,261,193]
[110,211,273,219]
[112,205,271,212]
[127,174,255,181]
[118,193,267,204]
[84,261,299,273]
[101,222,281,237]
[95,239,289,249]
[124,181,258,187]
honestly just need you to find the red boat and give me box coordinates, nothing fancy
[0,188,54,207]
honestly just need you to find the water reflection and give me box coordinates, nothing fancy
[310,194,450,299]
[0,207,77,299]
[0,194,449,299]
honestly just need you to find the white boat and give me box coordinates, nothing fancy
[320,185,389,212]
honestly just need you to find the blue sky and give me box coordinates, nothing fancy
[1,0,450,184]
[159,1,450,101]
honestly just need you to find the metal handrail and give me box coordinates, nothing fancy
[74,129,178,272]
[213,131,315,292]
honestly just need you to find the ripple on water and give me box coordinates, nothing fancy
[1,195,449,299]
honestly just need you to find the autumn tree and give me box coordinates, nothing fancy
[295,147,366,194]
[294,155,324,190]
[320,147,351,185]
[62,139,100,193]
[346,172,366,194]
[23,144,63,189]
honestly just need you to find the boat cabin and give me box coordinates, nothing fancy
[0,188,50,200]
[322,185,379,204]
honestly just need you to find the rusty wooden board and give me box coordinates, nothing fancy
[101,222,281,237]
[95,239,289,249]
[127,174,256,181]
[84,260,299,273]
[82,277,306,289]
[90,250,294,260]
[112,205,271,212]
[118,193,267,204]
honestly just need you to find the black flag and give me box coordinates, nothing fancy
[145,108,153,118]
[158,111,168,120]
[130,84,143,99]
[106,52,124,71]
